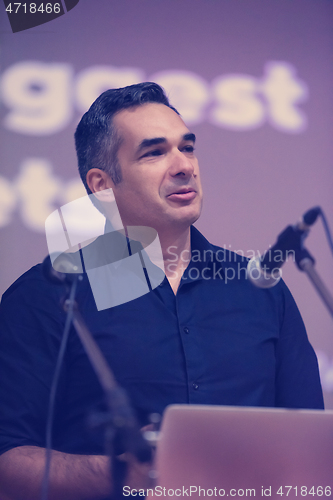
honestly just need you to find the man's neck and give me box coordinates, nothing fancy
[159,226,192,294]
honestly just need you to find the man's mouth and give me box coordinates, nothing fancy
[166,188,197,202]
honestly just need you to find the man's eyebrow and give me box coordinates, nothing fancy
[137,133,196,153]
[137,137,166,152]
[183,133,196,143]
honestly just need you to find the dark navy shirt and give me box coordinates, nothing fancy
[0,227,324,456]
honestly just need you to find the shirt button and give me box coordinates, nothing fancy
[193,383,199,390]
[183,327,189,334]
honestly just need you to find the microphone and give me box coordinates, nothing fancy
[42,253,83,285]
[247,207,321,289]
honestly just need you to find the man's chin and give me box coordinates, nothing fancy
[170,207,202,228]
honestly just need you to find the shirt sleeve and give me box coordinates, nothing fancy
[274,280,324,409]
[0,266,68,455]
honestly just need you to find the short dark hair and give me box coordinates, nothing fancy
[75,82,179,194]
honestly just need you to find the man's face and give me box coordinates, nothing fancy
[109,103,203,234]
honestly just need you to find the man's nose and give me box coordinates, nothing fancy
[169,150,195,178]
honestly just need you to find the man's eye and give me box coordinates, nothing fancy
[183,145,195,153]
[142,149,162,158]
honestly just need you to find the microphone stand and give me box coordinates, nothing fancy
[296,252,333,318]
[62,290,152,500]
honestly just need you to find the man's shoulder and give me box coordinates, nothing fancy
[1,264,45,302]
[191,225,292,301]
[0,263,74,313]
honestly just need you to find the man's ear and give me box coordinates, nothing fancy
[86,168,115,193]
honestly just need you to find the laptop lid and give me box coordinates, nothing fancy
[154,405,333,498]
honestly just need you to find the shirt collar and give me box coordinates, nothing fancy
[180,226,226,284]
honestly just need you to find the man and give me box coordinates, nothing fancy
[0,82,324,500]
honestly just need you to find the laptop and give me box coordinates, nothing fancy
[154,405,333,499]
